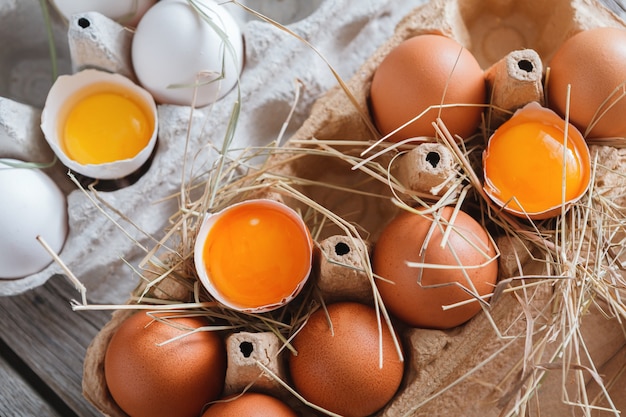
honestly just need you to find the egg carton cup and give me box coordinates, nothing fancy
[0,0,422,298]
[79,0,626,416]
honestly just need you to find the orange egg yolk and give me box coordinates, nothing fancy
[202,203,311,309]
[484,120,587,215]
[63,92,153,165]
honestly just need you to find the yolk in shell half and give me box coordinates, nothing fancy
[201,202,311,309]
[484,117,588,216]
[62,91,153,165]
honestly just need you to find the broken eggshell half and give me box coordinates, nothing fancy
[194,199,313,313]
[482,102,591,220]
[40,69,158,181]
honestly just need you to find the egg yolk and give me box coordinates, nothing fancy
[202,203,311,309]
[62,92,153,165]
[484,120,586,214]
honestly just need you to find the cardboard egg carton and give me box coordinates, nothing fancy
[259,0,626,415]
[11,0,624,416]
[0,0,421,299]
[250,0,626,415]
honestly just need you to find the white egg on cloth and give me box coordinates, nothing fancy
[131,0,244,107]
[0,159,68,279]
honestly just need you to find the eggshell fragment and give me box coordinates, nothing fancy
[373,206,498,329]
[104,312,226,417]
[548,27,626,140]
[369,34,486,142]
[288,302,404,417]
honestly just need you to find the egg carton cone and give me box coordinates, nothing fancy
[11,0,623,416]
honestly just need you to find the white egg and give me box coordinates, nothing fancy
[51,0,157,26]
[131,0,244,107]
[0,160,68,279]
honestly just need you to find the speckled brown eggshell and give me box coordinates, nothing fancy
[548,27,626,140]
[373,207,498,330]
[104,312,226,417]
[201,392,297,417]
[370,34,486,142]
[288,302,404,417]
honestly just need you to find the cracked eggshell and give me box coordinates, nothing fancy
[194,199,313,313]
[40,69,158,180]
[131,0,244,107]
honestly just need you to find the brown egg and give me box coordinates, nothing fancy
[201,392,297,417]
[288,302,404,417]
[370,34,486,142]
[104,312,226,417]
[548,27,626,140]
[373,207,498,329]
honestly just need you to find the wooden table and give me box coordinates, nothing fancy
[0,278,107,416]
[2,1,626,415]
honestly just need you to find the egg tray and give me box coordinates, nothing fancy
[23,0,622,416]
[225,1,626,414]
[0,0,424,300]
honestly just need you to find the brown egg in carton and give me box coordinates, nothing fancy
[82,0,626,416]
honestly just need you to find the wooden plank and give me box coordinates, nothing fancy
[0,276,112,416]
[0,348,63,417]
